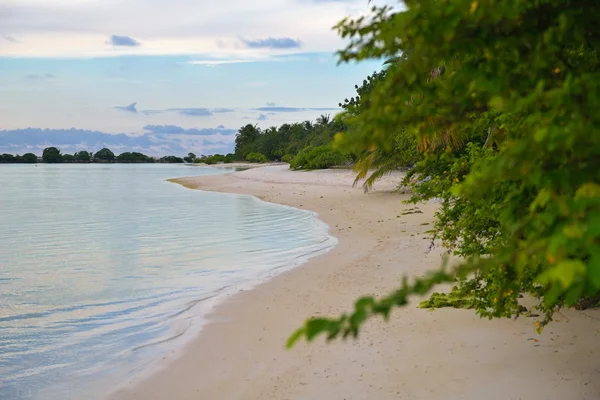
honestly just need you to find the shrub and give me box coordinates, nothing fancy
[290,146,347,170]
[246,152,268,163]
[281,154,295,163]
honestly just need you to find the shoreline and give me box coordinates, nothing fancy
[109,165,600,400]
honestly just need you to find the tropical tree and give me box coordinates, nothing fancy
[74,151,91,162]
[235,124,262,160]
[288,0,600,346]
[94,148,115,162]
[316,114,331,126]
[0,154,16,163]
[21,153,38,163]
[183,152,196,163]
[42,147,62,163]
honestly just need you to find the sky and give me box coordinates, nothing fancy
[0,0,395,156]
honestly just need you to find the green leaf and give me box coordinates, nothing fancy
[305,318,333,342]
[575,183,600,200]
[286,328,305,349]
[537,260,586,288]
[529,189,552,213]
[588,246,600,290]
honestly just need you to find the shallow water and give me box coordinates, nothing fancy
[0,164,336,400]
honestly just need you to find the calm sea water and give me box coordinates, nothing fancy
[0,164,336,400]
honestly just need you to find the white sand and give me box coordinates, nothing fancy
[109,165,600,400]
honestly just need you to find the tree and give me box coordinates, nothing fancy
[116,152,152,163]
[287,0,600,347]
[316,114,331,126]
[183,152,196,163]
[158,155,184,163]
[74,151,91,162]
[94,148,115,162]
[42,147,62,163]
[62,154,75,163]
[21,153,37,163]
[234,124,262,160]
[0,154,16,163]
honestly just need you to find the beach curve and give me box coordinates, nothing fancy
[108,165,600,400]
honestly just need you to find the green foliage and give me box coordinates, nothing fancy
[21,153,38,163]
[94,148,115,162]
[233,117,348,163]
[194,154,236,164]
[290,146,348,170]
[0,154,16,163]
[74,151,91,162]
[245,152,268,163]
[61,154,75,163]
[42,147,62,163]
[116,152,154,163]
[158,155,184,163]
[418,287,476,310]
[183,152,196,163]
[289,0,600,346]
[0,153,38,163]
[281,154,295,163]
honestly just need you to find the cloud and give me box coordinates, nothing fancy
[258,114,268,121]
[143,125,237,135]
[0,127,235,156]
[26,73,56,80]
[266,102,277,107]
[3,36,18,43]
[0,0,386,58]
[253,106,340,112]
[187,59,259,67]
[140,107,235,117]
[109,35,141,47]
[115,102,138,113]
[240,37,302,50]
[174,108,212,117]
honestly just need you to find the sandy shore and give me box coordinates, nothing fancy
[109,165,600,400]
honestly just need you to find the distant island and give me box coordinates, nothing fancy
[0,114,357,170]
[0,147,201,164]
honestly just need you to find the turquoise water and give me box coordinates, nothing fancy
[0,164,336,400]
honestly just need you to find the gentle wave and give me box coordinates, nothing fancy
[0,164,336,400]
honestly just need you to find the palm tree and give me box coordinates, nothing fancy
[316,114,331,126]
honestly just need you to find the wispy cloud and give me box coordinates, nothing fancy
[266,102,277,107]
[109,35,141,47]
[258,113,268,121]
[240,37,302,50]
[0,0,385,58]
[139,107,235,117]
[3,35,18,43]
[187,59,259,67]
[143,125,236,135]
[115,102,138,113]
[254,106,340,112]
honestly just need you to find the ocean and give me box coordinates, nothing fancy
[0,164,336,399]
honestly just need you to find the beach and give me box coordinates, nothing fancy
[109,165,600,400]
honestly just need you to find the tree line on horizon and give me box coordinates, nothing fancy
[0,147,189,164]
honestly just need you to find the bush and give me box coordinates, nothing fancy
[281,154,295,163]
[290,146,347,170]
[246,152,268,163]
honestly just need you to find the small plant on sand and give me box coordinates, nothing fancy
[245,152,268,163]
